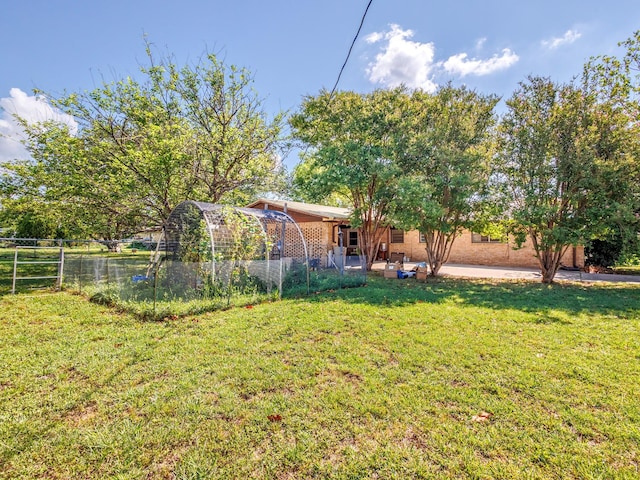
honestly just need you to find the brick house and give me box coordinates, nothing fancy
[385,229,584,269]
[247,199,585,269]
[246,199,351,266]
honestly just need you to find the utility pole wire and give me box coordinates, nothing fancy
[329,0,374,100]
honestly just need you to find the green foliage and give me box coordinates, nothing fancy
[617,253,640,267]
[218,207,271,264]
[584,29,640,255]
[88,289,119,307]
[0,155,92,239]
[215,207,274,304]
[281,261,366,297]
[11,208,64,239]
[290,88,410,269]
[585,237,624,267]
[615,236,640,267]
[1,42,285,239]
[177,218,211,264]
[585,227,639,267]
[291,86,499,275]
[391,85,499,276]
[280,261,308,291]
[499,75,637,282]
[127,241,153,251]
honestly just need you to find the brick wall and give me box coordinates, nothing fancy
[299,222,334,259]
[387,230,584,269]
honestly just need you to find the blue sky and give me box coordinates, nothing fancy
[1,0,639,167]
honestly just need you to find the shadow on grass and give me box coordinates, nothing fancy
[306,274,640,319]
[3,268,638,323]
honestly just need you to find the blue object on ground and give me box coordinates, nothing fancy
[132,275,150,282]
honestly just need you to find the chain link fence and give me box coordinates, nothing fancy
[0,238,156,295]
[0,238,366,314]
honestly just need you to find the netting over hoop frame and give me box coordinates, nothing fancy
[163,201,310,298]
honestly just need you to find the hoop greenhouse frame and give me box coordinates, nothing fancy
[163,201,310,298]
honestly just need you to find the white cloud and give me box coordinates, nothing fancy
[541,29,582,49]
[365,24,438,92]
[475,37,487,50]
[365,31,384,44]
[0,88,77,162]
[441,48,519,77]
[365,24,518,91]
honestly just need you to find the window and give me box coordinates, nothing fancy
[471,233,504,243]
[348,231,358,247]
[390,228,404,244]
[419,232,426,243]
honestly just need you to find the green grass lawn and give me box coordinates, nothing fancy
[0,246,154,295]
[1,276,639,479]
[614,265,640,276]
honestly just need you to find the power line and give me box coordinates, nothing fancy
[329,0,374,100]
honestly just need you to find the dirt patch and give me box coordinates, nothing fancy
[65,401,98,427]
[585,265,614,274]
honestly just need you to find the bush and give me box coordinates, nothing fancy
[586,237,623,267]
[617,252,640,267]
[128,241,152,251]
[89,290,118,307]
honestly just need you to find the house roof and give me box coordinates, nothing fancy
[247,198,351,221]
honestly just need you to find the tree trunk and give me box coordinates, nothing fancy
[429,259,443,276]
[101,240,121,253]
[540,259,558,283]
[535,242,568,284]
[539,251,561,283]
[424,230,455,276]
[360,222,387,271]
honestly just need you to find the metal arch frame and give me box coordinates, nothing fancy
[164,201,311,297]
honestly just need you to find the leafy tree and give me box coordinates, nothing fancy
[0,201,65,239]
[5,119,149,245]
[583,30,640,255]
[1,44,285,243]
[290,88,410,270]
[164,54,286,205]
[499,76,636,283]
[392,85,499,276]
[288,159,350,208]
